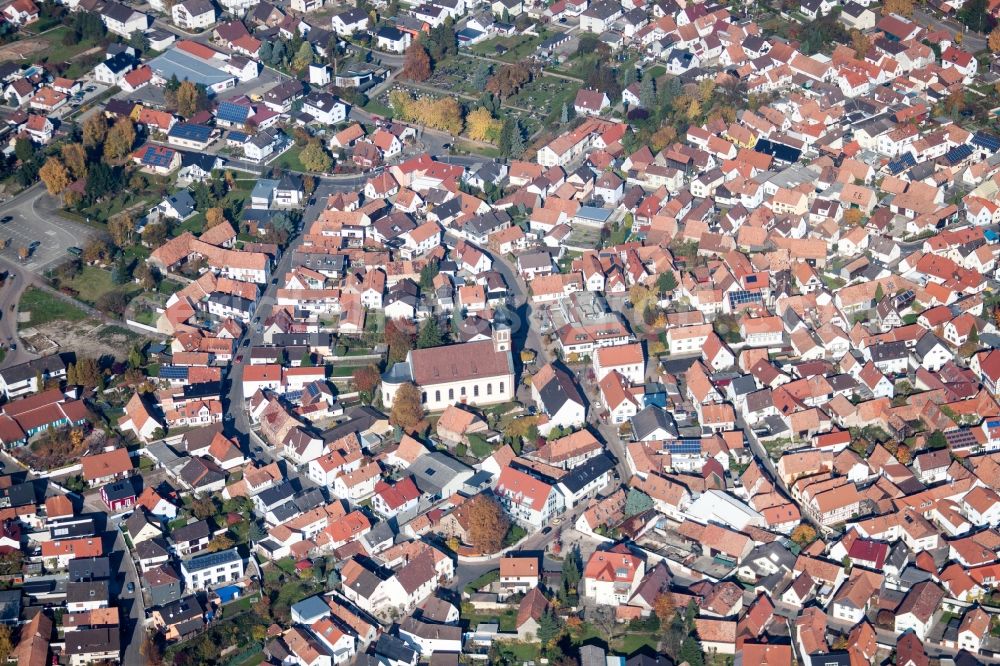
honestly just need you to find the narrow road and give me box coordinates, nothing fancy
[912,8,986,52]
[225,179,340,447]
[83,492,145,666]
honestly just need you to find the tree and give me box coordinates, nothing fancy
[423,97,464,135]
[39,157,71,195]
[465,493,509,554]
[844,208,865,226]
[657,270,677,294]
[958,0,993,32]
[175,80,200,117]
[386,318,414,365]
[73,357,102,388]
[653,591,676,624]
[417,317,444,349]
[625,488,654,517]
[537,608,562,647]
[419,261,440,291]
[498,117,525,158]
[486,62,533,99]
[292,40,314,71]
[390,382,424,431]
[82,239,110,264]
[874,282,885,303]
[208,533,235,552]
[0,624,11,664]
[650,124,677,152]
[0,550,23,576]
[466,107,503,143]
[190,497,217,520]
[791,523,817,546]
[300,139,333,172]
[82,113,108,148]
[142,222,169,248]
[991,27,1000,53]
[96,290,129,316]
[205,207,226,229]
[640,74,656,108]
[104,118,136,161]
[561,544,582,596]
[881,0,912,14]
[61,143,88,179]
[679,636,704,666]
[258,41,273,65]
[14,138,33,165]
[352,365,380,402]
[401,41,432,82]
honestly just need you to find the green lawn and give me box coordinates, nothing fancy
[36,27,103,67]
[464,569,499,595]
[615,633,659,654]
[469,33,547,61]
[362,98,393,118]
[275,145,307,172]
[19,287,88,327]
[60,266,141,307]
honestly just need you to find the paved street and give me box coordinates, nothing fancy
[913,8,986,52]
[0,183,95,275]
[225,178,339,454]
[83,492,145,666]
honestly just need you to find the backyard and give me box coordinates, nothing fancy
[57,266,142,307]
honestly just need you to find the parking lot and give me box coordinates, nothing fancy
[0,185,95,274]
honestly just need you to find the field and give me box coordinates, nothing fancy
[18,288,87,328]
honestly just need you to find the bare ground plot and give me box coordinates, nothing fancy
[27,319,143,360]
[0,39,47,62]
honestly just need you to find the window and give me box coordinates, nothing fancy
[474,385,479,397]
[422,392,427,403]
[449,388,454,400]
[499,381,505,394]
[461,386,466,397]
[435,390,441,402]
[487,384,492,395]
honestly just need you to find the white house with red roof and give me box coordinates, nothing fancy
[494,466,564,528]
[941,46,977,82]
[583,543,645,606]
[574,88,610,117]
[371,476,421,518]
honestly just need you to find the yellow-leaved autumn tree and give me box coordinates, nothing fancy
[465,107,502,143]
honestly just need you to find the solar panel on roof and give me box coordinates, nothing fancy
[988,420,1000,428]
[228,131,248,142]
[144,147,176,168]
[886,153,916,175]
[944,144,973,165]
[665,440,701,455]
[729,290,763,307]
[973,131,1000,152]
[159,366,188,379]
[217,101,250,124]
[945,429,977,449]
[169,123,213,141]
